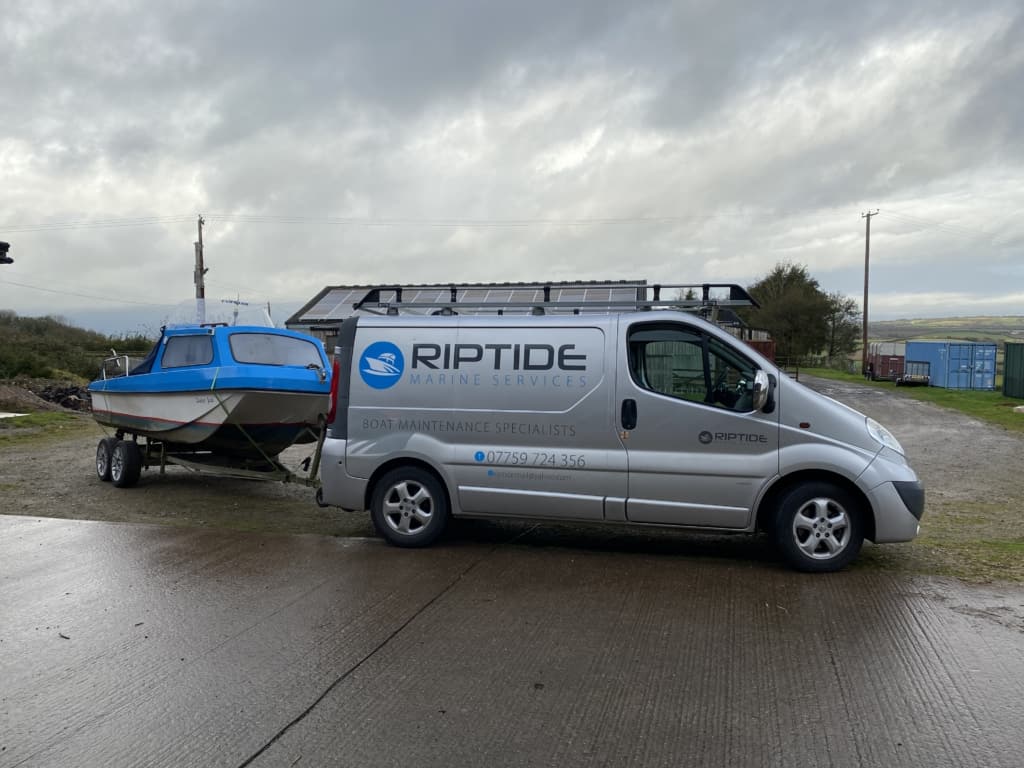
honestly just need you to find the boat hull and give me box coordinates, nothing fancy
[90,389,328,458]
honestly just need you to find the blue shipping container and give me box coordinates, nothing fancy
[904,340,997,390]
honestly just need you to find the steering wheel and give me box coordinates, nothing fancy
[709,370,744,408]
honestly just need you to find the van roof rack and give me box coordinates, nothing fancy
[349,282,758,318]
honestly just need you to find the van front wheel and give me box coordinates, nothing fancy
[370,467,449,548]
[773,482,864,572]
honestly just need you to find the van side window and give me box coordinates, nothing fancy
[628,325,757,412]
[161,335,214,368]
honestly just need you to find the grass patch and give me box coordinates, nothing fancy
[864,500,1024,583]
[0,412,99,445]
[802,367,1024,434]
[0,411,79,429]
[985,539,1024,553]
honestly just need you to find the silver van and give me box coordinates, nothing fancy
[317,287,923,572]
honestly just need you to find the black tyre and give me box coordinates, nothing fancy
[95,437,118,481]
[773,482,864,573]
[370,467,449,548]
[110,440,143,488]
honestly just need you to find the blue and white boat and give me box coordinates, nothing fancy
[88,324,332,486]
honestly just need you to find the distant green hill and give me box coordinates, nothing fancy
[869,316,1024,345]
[0,311,152,381]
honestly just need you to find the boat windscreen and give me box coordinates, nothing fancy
[129,341,160,375]
[229,333,323,367]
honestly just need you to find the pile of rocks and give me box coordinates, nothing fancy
[36,384,90,411]
[0,380,91,413]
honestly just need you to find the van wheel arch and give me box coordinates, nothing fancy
[756,471,876,543]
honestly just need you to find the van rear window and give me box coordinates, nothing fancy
[229,333,322,367]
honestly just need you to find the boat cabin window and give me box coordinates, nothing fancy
[229,333,322,367]
[161,335,214,368]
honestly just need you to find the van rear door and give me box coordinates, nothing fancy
[616,318,780,528]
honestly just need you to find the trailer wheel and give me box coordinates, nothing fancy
[95,437,118,481]
[773,482,864,572]
[370,467,448,548]
[110,440,143,488]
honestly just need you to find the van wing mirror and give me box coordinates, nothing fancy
[752,369,772,412]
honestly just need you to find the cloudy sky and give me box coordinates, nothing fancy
[1,0,1022,334]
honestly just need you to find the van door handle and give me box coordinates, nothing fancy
[621,399,637,430]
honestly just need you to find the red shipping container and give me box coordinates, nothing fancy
[744,339,776,362]
[868,353,905,381]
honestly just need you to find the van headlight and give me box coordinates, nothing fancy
[866,417,904,455]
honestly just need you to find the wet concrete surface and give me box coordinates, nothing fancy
[2,516,1023,768]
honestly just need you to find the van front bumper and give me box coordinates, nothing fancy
[868,479,924,543]
[893,480,925,520]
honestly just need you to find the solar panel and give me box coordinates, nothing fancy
[300,287,370,320]
[288,280,756,326]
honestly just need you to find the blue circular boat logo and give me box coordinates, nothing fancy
[359,341,405,389]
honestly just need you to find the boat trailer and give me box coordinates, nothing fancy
[93,419,328,497]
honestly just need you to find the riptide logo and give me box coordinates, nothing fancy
[359,342,405,389]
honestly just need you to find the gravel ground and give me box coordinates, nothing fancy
[1,375,1021,581]
[0,415,373,537]
[797,374,1024,581]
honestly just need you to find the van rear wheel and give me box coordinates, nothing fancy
[773,482,864,572]
[370,467,448,548]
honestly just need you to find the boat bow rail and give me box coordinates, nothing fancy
[99,353,148,380]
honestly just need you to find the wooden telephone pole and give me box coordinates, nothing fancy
[194,215,207,324]
[861,209,879,376]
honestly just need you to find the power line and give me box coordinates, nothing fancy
[202,212,773,228]
[204,276,274,298]
[2,211,780,233]
[0,276,176,307]
[1,215,194,233]
[5,209,1016,245]
[882,210,1014,245]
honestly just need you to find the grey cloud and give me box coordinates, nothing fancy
[950,12,1024,156]
[2,0,1023,325]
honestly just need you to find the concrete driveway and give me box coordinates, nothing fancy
[2,515,1022,768]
